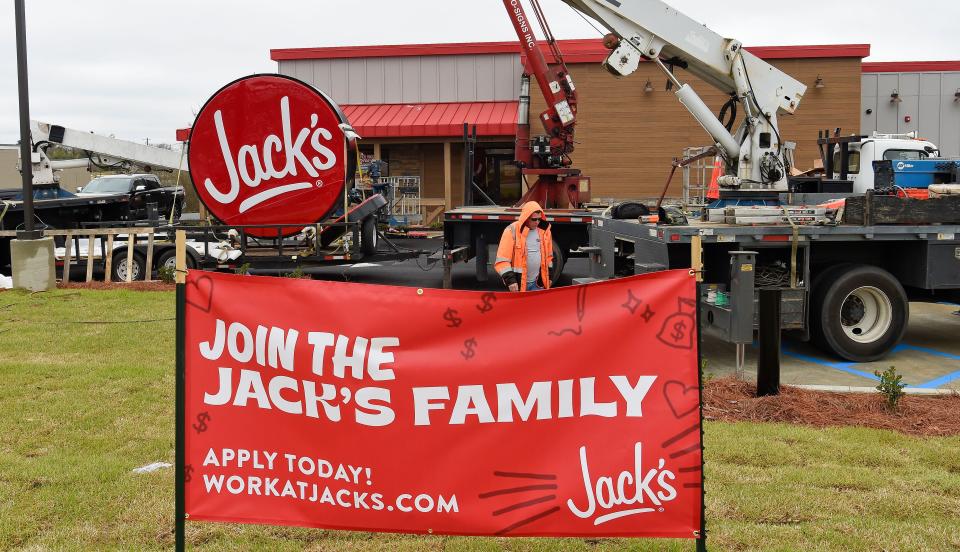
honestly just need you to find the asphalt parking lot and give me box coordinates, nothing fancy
[306,237,960,392]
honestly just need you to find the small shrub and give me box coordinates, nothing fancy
[157,265,176,284]
[874,366,906,410]
[287,266,307,279]
[234,263,251,276]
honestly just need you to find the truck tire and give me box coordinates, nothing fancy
[360,216,378,256]
[112,250,147,282]
[811,264,908,362]
[809,262,854,345]
[549,240,566,286]
[156,249,196,272]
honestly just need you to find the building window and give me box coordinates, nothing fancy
[832,150,861,174]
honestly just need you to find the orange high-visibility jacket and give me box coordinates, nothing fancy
[494,201,553,291]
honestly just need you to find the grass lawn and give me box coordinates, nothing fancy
[0,288,958,551]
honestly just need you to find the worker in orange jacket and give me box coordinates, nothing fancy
[494,201,553,292]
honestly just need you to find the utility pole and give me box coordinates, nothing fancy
[15,0,41,239]
[11,0,55,292]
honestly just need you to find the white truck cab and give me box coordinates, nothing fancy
[834,132,939,193]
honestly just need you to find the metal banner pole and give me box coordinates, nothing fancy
[696,291,708,552]
[689,238,707,550]
[756,289,782,396]
[14,0,40,239]
[175,230,187,551]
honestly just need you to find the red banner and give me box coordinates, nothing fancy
[183,270,702,538]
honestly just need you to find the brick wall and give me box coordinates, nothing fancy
[529,57,862,198]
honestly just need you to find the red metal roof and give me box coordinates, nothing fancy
[272,40,871,62]
[342,101,518,138]
[272,41,520,61]
[862,61,960,73]
[173,102,517,141]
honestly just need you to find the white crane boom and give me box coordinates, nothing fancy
[23,120,189,186]
[562,0,807,191]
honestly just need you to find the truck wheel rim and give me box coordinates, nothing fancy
[163,256,177,270]
[117,259,140,280]
[840,286,892,344]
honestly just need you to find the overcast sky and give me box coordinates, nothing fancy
[2,0,958,145]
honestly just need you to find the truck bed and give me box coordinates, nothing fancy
[0,194,132,230]
[599,217,960,244]
[589,216,960,293]
[441,205,605,288]
[445,205,599,223]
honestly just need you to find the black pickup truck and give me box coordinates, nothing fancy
[0,173,185,231]
[76,174,184,220]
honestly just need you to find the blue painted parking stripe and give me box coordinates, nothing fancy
[896,344,960,362]
[913,370,960,389]
[752,342,960,388]
[899,344,960,388]
[781,349,880,381]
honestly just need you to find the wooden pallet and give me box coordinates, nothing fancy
[843,194,960,225]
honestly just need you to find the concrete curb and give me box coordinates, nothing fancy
[793,384,959,396]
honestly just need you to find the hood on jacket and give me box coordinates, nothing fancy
[517,201,546,229]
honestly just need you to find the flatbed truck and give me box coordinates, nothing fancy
[579,198,960,362]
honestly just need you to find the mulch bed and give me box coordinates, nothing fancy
[58,281,174,292]
[704,377,960,437]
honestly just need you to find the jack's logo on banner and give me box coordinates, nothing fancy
[182,270,703,538]
[188,74,356,237]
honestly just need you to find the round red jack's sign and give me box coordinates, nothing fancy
[188,74,356,237]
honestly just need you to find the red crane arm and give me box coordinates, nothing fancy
[502,0,577,166]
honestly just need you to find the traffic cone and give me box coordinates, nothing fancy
[707,157,722,200]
